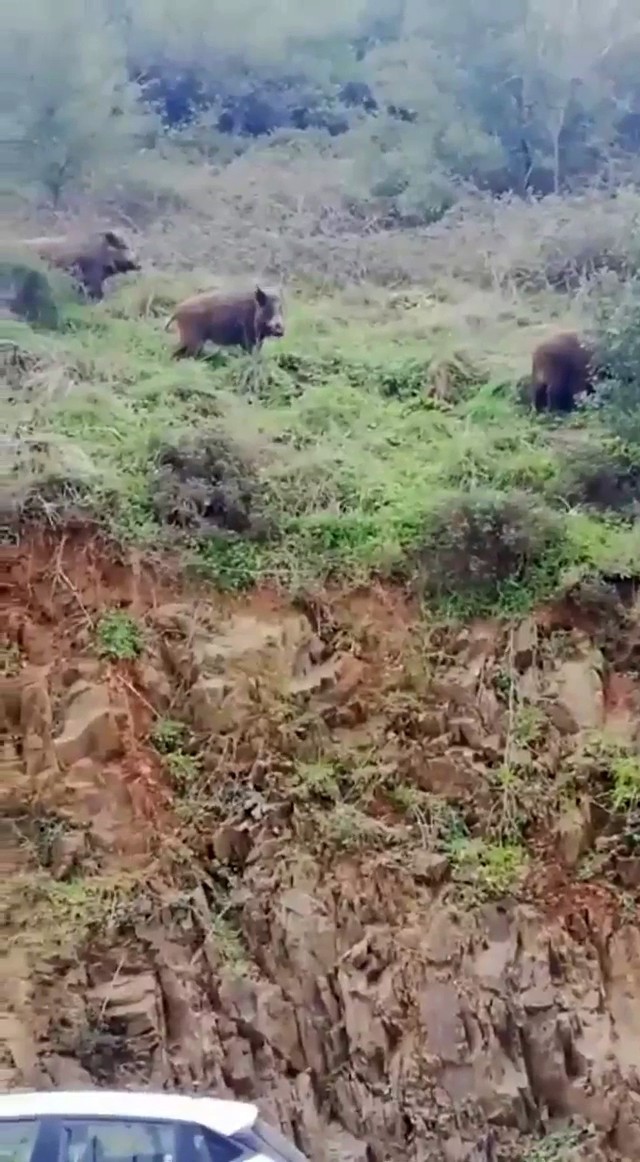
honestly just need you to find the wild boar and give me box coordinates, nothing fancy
[21,229,141,301]
[164,285,285,358]
[531,330,596,413]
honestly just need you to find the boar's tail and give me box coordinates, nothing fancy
[163,312,176,332]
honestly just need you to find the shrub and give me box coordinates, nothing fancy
[414,488,566,611]
[1,434,98,535]
[553,434,640,515]
[592,276,640,447]
[0,261,59,329]
[149,431,272,540]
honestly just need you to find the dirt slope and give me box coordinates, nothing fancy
[4,530,640,1161]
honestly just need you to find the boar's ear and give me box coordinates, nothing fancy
[103,230,122,248]
[255,285,267,306]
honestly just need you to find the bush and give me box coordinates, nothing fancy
[592,276,640,447]
[553,434,640,515]
[0,262,60,329]
[149,431,272,540]
[1,434,98,534]
[414,488,566,611]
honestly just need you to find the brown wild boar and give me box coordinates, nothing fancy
[531,330,597,413]
[164,286,285,358]
[21,230,141,301]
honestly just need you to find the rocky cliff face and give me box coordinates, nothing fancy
[4,532,640,1161]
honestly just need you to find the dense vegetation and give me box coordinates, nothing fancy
[4,0,640,618]
[4,0,640,217]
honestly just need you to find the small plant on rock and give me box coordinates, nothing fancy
[610,752,640,813]
[524,1126,587,1161]
[151,717,189,754]
[96,610,143,661]
[290,761,341,803]
[449,837,528,898]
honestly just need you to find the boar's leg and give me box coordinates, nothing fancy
[77,260,104,301]
[533,380,549,412]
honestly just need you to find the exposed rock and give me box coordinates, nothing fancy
[411,851,450,886]
[189,674,232,731]
[11,544,640,1162]
[21,674,56,780]
[212,822,254,866]
[512,616,538,671]
[616,857,640,889]
[49,829,88,880]
[54,681,127,767]
[45,1055,93,1087]
[192,613,314,679]
[416,754,477,799]
[176,610,325,728]
[60,659,104,687]
[449,715,485,751]
[555,799,593,867]
[548,647,605,733]
[604,672,640,743]
[138,660,173,709]
[90,972,164,1049]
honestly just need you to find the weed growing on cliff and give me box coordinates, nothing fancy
[319,804,403,852]
[576,732,640,814]
[523,1126,587,1161]
[610,752,640,813]
[150,717,206,800]
[512,704,546,748]
[386,783,429,817]
[166,751,203,793]
[449,837,528,899]
[11,872,146,955]
[210,914,250,972]
[290,761,341,803]
[96,610,143,661]
[151,717,189,754]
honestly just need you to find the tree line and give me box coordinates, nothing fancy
[3,0,640,218]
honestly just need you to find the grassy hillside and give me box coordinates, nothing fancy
[5,197,640,616]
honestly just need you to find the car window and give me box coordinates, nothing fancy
[60,1120,177,1162]
[0,1120,41,1162]
[192,1128,242,1162]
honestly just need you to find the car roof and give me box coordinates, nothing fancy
[0,1091,258,1138]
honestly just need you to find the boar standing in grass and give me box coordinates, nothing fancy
[21,230,141,301]
[164,285,285,358]
[530,330,596,413]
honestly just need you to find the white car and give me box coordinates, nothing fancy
[0,1091,308,1162]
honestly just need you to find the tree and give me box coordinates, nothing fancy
[2,0,146,204]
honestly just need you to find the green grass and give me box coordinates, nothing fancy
[5,277,640,612]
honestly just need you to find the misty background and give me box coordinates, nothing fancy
[3,0,640,218]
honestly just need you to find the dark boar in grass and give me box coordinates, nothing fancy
[164,286,285,358]
[21,230,141,301]
[530,330,596,414]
